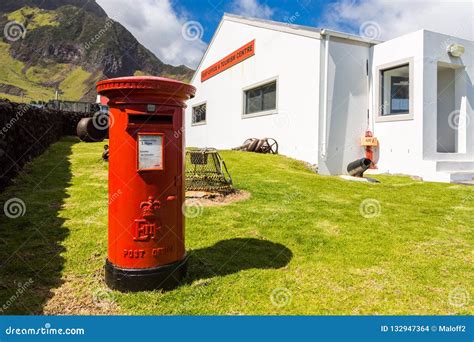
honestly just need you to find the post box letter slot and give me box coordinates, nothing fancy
[128,114,173,125]
[137,133,164,171]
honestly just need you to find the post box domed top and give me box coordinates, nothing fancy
[96,76,196,106]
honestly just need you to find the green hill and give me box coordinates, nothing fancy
[0,1,194,102]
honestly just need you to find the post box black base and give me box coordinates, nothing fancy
[105,257,188,292]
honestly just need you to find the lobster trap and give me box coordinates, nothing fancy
[185,148,234,194]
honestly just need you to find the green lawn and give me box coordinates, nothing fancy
[0,137,472,315]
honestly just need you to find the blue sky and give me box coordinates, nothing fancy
[174,0,337,43]
[97,0,473,69]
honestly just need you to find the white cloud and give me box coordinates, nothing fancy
[321,0,473,41]
[96,0,207,69]
[231,0,274,19]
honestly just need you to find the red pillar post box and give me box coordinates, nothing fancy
[96,76,196,292]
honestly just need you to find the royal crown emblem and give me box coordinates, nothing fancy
[133,196,161,242]
[140,196,161,220]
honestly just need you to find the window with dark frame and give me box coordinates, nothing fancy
[381,64,409,115]
[244,81,277,115]
[192,103,206,124]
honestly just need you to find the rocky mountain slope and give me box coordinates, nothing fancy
[0,0,194,102]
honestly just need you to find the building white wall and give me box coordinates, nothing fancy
[372,30,473,180]
[371,30,430,176]
[186,17,473,182]
[185,19,321,164]
[318,37,371,175]
[422,30,473,161]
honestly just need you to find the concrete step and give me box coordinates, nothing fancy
[455,180,474,186]
[437,161,474,172]
[449,172,474,183]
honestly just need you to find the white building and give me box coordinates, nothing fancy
[185,14,473,183]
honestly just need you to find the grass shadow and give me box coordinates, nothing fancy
[185,238,293,284]
[0,137,77,314]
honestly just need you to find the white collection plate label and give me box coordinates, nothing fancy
[138,134,163,170]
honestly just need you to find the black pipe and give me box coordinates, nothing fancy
[347,158,372,177]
